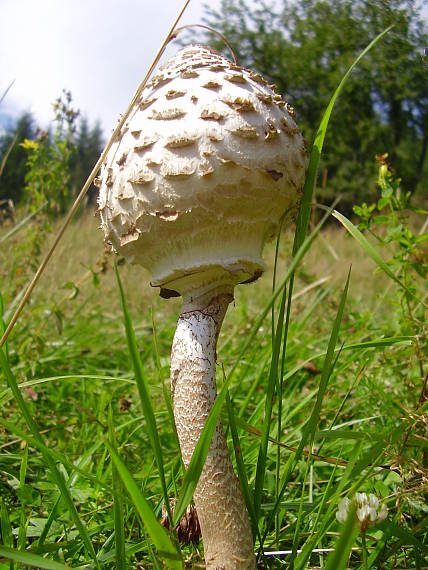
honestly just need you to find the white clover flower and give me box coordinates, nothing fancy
[355,492,368,506]
[336,497,351,523]
[357,504,370,523]
[336,492,388,530]
[368,494,380,510]
[368,506,378,521]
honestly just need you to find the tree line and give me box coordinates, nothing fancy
[201,0,428,213]
[0,91,104,213]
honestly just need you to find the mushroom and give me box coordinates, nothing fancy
[98,45,307,569]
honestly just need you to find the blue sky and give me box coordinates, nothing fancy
[1,0,427,138]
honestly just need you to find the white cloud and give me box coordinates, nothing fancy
[0,0,211,134]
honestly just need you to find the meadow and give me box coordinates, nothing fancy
[0,16,427,570]
[0,181,427,568]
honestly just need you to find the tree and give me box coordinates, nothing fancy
[0,93,104,213]
[0,112,35,204]
[70,117,104,205]
[20,90,79,216]
[202,0,428,212]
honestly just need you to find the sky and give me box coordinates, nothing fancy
[1,0,427,139]
[0,0,217,136]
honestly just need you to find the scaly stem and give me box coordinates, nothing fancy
[170,290,255,569]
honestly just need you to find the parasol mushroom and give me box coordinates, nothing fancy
[97,44,307,569]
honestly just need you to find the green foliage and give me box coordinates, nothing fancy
[20,90,78,217]
[0,94,104,212]
[69,116,104,205]
[1,212,426,567]
[353,153,427,281]
[0,113,35,203]
[202,0,428,212]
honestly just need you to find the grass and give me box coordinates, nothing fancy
[0,207,426,568]
[1,27,427,570]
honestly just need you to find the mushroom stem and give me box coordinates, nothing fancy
[170,287,255,569]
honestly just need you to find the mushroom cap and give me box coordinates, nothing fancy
[97,45,307,297]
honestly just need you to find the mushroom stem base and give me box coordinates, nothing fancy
[170,289,255,569]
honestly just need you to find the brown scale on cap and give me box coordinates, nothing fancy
[229,125,259,139]
[200,106,227,121]
[249,71,268,85]
[285,102,296,118]
[257,92,273,105]
[149,107,186,120]
[138,97,157,111]
[128,167,155,185]
[180,69,199,79]
[105,168,114,187]
[165,89,187,99]
[203,80,222,90]
[225,73,247,84]
[164,132,199,148]
[221,94,256,112]
[116,152,127,167]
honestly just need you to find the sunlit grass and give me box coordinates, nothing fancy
[1,28,426,570]
[1,212,426,567]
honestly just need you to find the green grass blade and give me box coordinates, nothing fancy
[151,311,176,438]
[0,498,13,570]
[0,417,108,491]
[256,29,392,547]
[324,505,359,570]
[273,34,393,524]
[342,336,412,350]
[271,215,286,342]
[0,293,8,361]
[225,387,259,543]
[0,348,101,569]
[0,499,13,548]
[254,281,287,519]
[305,460,340,544]
[266,32,393,540]
[108,405,127,570]
[18,443,29,551]
[332,210,420,301]
[261,269,351,547]
[115,264,173,526]
[289,457,311,564]
[301,268,351,449]
[0,546,70,569]
[275,277,292,547]
[38,441,101,546]
[106,443,182,569]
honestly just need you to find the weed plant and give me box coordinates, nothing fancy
[0,29,427,570]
